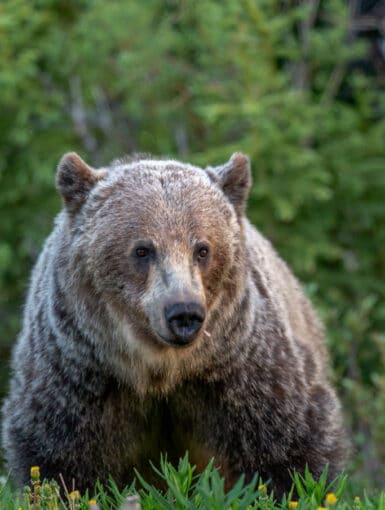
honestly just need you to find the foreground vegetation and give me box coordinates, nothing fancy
[1,456,384,510]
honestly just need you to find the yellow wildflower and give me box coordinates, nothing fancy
[69,490,80,500]
[89,500,97,505]
[258,484,267,495]
[325,493,338,506]
[30,466,40,481]
[318,507,327,510]
[289,501,299,509]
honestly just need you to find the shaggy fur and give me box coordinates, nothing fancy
[2,152,347,497]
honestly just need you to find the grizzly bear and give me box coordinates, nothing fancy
[2,152,347,498]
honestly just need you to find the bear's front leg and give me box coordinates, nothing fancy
[171,376,347,500]
[3,378,156,492]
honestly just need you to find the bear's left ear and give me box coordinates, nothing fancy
[208,152,252,216]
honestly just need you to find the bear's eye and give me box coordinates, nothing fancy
[196,244,210,262]
[136,247,149,258]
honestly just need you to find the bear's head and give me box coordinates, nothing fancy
[56,152,251,384]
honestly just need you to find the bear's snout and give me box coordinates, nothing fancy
[164,302,205,345]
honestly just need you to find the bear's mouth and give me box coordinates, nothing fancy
[156,331,200,348]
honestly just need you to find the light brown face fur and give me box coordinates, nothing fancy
[56,153,251,377]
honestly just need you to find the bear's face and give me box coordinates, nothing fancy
[56,153,251,355]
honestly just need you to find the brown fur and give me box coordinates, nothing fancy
[2,152,348,499]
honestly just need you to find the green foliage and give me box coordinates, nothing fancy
[136,455,261,510]
[0,0,384,488]
[0,455,376,510]
[291,465,346,505]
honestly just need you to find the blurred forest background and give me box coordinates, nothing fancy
[0,0,384,490]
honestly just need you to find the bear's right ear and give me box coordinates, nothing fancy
[56,152,105,214]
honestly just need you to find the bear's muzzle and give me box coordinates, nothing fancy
[164,302,205,346]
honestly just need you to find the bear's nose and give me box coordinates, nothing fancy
[164,302,205,345]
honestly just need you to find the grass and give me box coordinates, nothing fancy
[0,455,384,510]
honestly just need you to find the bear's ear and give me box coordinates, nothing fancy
[56,152,105,214]
[208,152,251,216]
